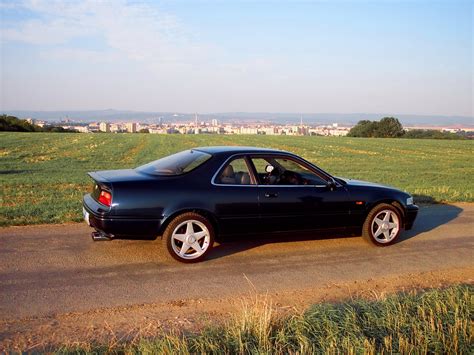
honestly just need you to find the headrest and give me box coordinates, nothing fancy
[241,173,250,185]
[222,164,234,177]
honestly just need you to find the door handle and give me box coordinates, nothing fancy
[264,192,279,198]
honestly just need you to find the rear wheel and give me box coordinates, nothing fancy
[163,212,214,263]
[362,203,402,246]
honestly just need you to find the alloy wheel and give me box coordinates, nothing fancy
[170,219,211,260]
[371,209,400,244]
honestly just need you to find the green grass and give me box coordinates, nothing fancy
[56,285,473,354]
[1,132,473,226]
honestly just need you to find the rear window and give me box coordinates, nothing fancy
[136,150,212,176]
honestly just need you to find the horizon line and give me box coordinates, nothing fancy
[2,109,473,118]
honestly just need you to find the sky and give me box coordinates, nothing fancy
[0,0,472,116]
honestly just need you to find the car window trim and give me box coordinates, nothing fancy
[211,154,258,187]
[211,152,342,188]
[248,153,341,188]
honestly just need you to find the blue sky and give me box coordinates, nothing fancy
[0,0,472,116]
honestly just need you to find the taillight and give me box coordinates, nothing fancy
[98,190,112,207]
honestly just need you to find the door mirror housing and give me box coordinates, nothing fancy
[326,178,337,191]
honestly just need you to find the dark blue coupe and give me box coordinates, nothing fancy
[83,146,418,262]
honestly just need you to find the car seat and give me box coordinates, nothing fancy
[220,165,236,184]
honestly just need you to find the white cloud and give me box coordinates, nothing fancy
[42,47,119,63]
[1,0,283,112]
[2,0,209,67]
[3,18,93,45]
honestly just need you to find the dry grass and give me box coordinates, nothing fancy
[53,284,473,354]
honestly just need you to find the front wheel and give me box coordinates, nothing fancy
[163,212,214,263]
[362,203,402,246]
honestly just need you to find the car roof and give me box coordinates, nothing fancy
[193,146,290,155]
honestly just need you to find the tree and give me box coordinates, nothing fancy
[375,117,404,138]
[347,120,378,137]
[0,115,38,132]
[348,117,404,138]
[42,125,78,133]
[0,114,77,132]
[404,129,464,140]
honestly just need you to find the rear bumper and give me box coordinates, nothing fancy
[83,194,162,236]
[404,204,419,230]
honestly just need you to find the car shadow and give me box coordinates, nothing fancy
[209,201,464,260]
[398,202,463,242]
[210,229,356,260]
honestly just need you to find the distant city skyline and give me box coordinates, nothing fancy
[6,109,473,127]
[25,115,474,137]
[1,0,472,118]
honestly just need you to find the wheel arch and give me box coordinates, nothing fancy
[365,199,405,225]
[158,208,219,236]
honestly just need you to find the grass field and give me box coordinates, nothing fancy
[57,285,472,354]
[1,132,473,226]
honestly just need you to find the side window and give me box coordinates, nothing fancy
[251,158,270,175]
[251,156,328,186]
[216,158,255,185]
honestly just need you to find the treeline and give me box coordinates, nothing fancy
[0,115,77,133]
[403,129,468,139]
[348,117,469,139]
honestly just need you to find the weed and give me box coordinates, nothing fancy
[52,285,473,354]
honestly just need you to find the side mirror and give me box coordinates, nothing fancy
[265,164,274,173]
[327,178,337,191]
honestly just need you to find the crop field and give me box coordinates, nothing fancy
[0,132,473,226]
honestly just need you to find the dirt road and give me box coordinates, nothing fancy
[1,203,473,350]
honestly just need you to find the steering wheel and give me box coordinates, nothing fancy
[265,166,281,185]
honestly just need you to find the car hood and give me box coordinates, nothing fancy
[88,169,157,183]
[336,177,398,190]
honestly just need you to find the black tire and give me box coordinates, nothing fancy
[362,203,402,246]
[163,212,215,263]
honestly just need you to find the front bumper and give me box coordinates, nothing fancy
[404,204,419,230]
[83,194,162,237]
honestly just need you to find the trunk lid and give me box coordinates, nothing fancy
[88,169,156,183]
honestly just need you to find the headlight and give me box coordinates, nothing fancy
[406,197,414,205]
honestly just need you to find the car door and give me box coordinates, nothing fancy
[249,155,351,233]
[211,155,260,236]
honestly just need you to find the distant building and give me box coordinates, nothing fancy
[126,122,137,133]
[99,122,110,132]
[110,123,121,133]
[137,123,149,131]
[88,123,100,132]
[207,126,222,134]
[329,129,349,136]
[240,127,258,134]
[259,127,276,135]
[149,128,168,134]
[211,118,218,126]
[74,126,90,133]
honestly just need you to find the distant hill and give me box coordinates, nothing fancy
[2,109,473,127]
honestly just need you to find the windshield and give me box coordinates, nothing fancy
[136,150,212,176]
